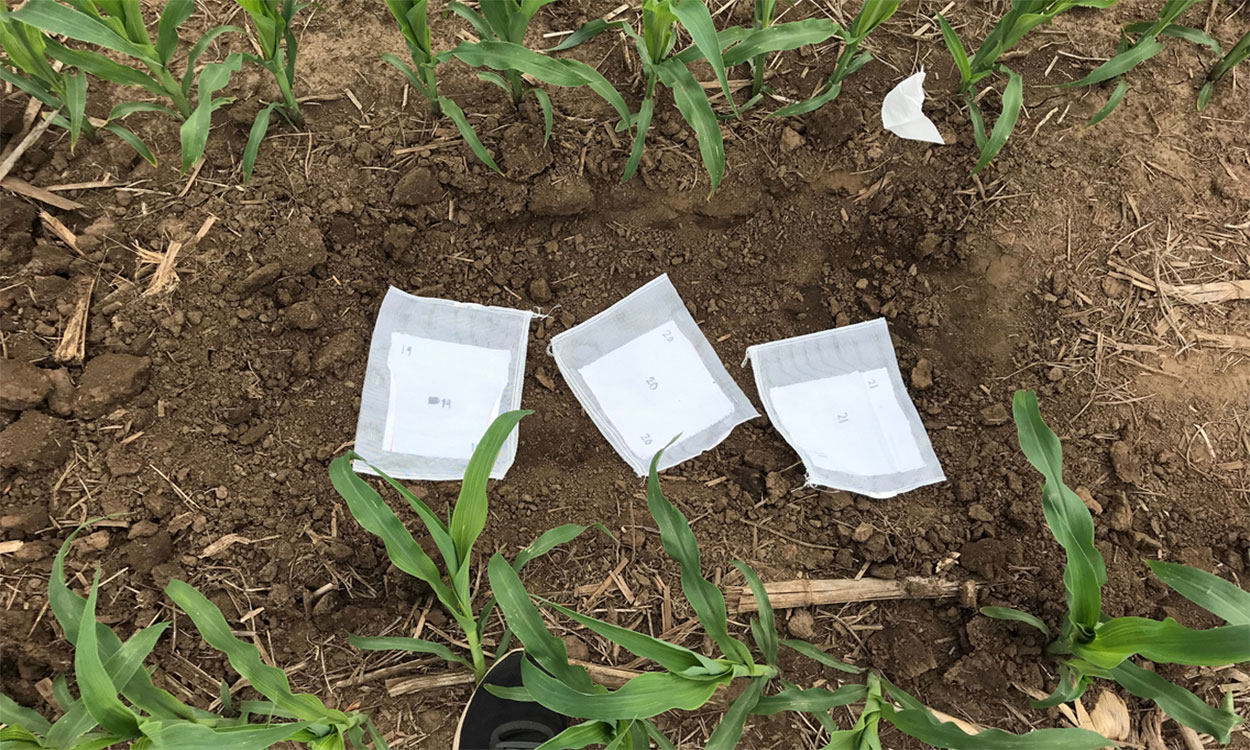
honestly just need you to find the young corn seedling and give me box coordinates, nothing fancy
[0,2,154,162]
[981,390,1249,743]
[383,0,503,171]
[165,579,384,749]
[0,523,362,749]
[10,0,243,173]
[486,448,790,748]
[938,0,1116,172]
[331,410,596,683]
[234,0,309,183]
[769,0,900,117]
[444,0,557,140]
[1199,28,1250,109]
[1067,0,1221,125]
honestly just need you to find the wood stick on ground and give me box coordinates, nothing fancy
[730,577,965,613]
[144,216,217,296]
[1,176,86,211]
[40,210,79,253]
[0,105,61,184]
[54,278,94,364]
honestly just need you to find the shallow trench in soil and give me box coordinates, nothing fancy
[1,0,1248,748]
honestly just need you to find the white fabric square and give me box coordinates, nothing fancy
[551,275,758,475]
[353,287,534,480]
[746,319,944,498]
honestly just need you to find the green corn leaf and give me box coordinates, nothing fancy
[0,65,61,112]
[1067,37,1167,87]
[11,0,155,64]
[732,562,777,666]
[0,724,44,747]
[182,25,243,97]
[165,578,350,724]
[155,0,193,64]
[485,684,533,702]
[1085,79,1128,126]
[1011,390,1106,636]
[519,658,724,721]
[347,634,471,671]
[721,18,839,67]
[352,456,458,581]
[1110,660,1242,744]
[439,95,502,173]
[180,53,243,173]
[446,41,631,128]
[535,719,615,749]
[621,95,654,182]
[486,554,598,692]
[382,51,433,100]
[752,682,867,715]
[242,101,278,184]
[880,704,1112,749]
[513,525,597,571]
[328,455,456,605]
[642,445,749,664]
[137,720,316,749]
[641,719,677,750]
[670,0,734,114]
[76,574,141,738]
[1073,617,1250,669]
[1197,80,1215,109]
[1153,24,1221,52]
[768,79,842,117]
[1146,560,1250,625]
[367,719,389,750]
[938,15,971,86]
[542,599,726,678]
[705,676,766,749]
[45,40,165,97]
[449,409,529,578]
[849,0,900,41]
[780,639,862,674]
[603,721,645,750]
[1031,664,1089,709]
[544,18,624,52]
[971,65,1022,174]
[967,98,987,150]
[980,607,1050,636]
[531,87,553,145]
[477,70,512,94]
[0,694,52,735]
[101,123,157,166]
[657,58,725,195]
[446,1,492,39]
[63,69,86,149]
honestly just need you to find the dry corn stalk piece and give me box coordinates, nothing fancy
[54,278,93,365]
[1108,261,1250,305]
[730,576,965,613]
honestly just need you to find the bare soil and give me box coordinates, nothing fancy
[2,1,1248,748]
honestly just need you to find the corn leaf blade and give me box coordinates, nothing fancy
[519,658,724,721]
[1146,560,1250,625]
[971,66,1022,174]
[242,101,278,184]
[535,720,615,750]
[543,599,725,677]
[721,18,839,67]
[732,562,777,666]
[670,0,734,113]
[980,607,1050,636]
[780,639,861,674]
[76,575,141,738]
[1011,390,1106,635]
[704,676,766,749]
[752,682,867,715]
[1109,660,1241,743]
[1067,38,1166,87]
[1073,617,1250,669]
[0,694,52,735]
[347,635,471,670]
[165,579,349,724]
[449,409,528,567]
[880,705,1111,749]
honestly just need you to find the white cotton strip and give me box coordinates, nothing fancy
[882,69,945,145]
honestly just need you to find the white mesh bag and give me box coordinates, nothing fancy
[745,318,944,498]
[551,274,758,475]
[352,286,535,480]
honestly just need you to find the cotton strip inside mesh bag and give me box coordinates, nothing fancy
[745,318,945,498]
[352,286,535,480]
[551,274,759,475]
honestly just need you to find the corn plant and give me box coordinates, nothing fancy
[769,0,899,117]
[383,0,505,171]
[485,449,788,747]
[10,0,243,173]
[938,0,1117,172]
[1067,0,1220,125]
[747,0,777,101]
[981,391,1249,743]
[165,580,384,749]
[234,0,308,183]
[331,411,596,682]
[0,3,154,162]
[0,523,373,748]
[1199,28,1250,109]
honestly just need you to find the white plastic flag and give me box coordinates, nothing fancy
[746,319,945,498]
[352,287,534,480]
[551,275,758,475]
[881,69,944,144]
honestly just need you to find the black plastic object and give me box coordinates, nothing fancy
[453,650,569,750]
